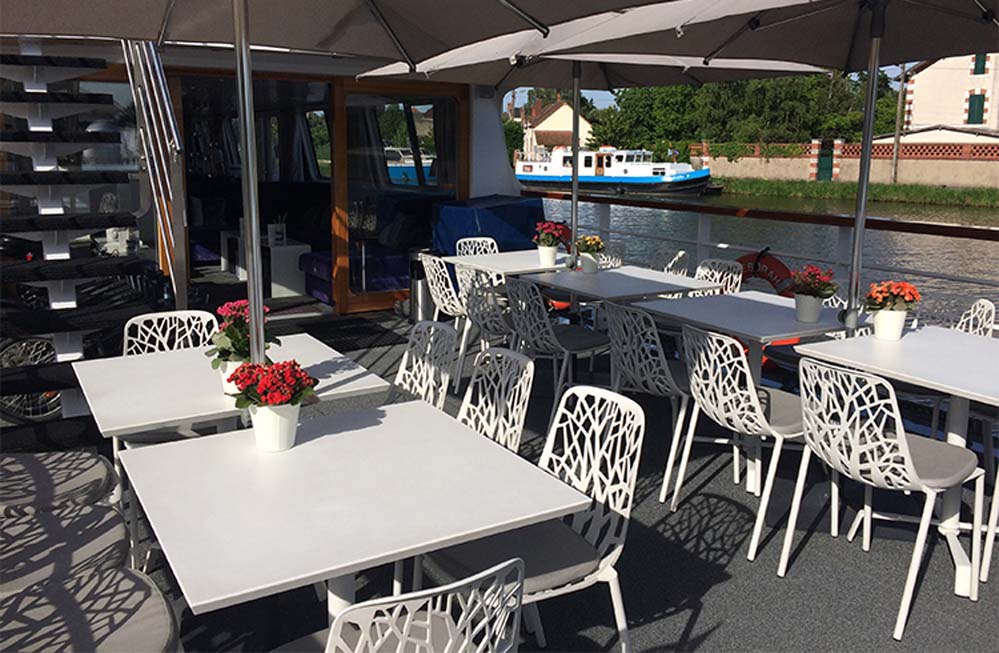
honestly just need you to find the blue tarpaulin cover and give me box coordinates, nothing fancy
[432,194,545,255]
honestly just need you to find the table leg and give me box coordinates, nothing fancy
[745,341,764,495]
[327,574,355,625]
[939,395,972,598]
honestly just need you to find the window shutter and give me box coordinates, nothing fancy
[968,94,985,125]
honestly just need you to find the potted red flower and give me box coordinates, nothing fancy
[866,280,921,340]
[205,300,280,394]
[533,220,570,267]
[790,265,838,323]
[228,360,317,452]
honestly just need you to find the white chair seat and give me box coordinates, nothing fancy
[905,434,979,489]
[1,504,128,596]
[424,519,601,596]
[756,387,804,436]
[552,324,610,353]
[0,567,178,653]
[1,452,116,516]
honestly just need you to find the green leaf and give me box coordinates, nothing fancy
[211,358,222,370]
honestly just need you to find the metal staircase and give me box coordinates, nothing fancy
[0,41,179,442]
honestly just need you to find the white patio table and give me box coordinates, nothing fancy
[797,326,999,598]
[522,265,720,302]
[72,333,389,438]
[442,249,569,276]
[634,290,848,493]
[119,401,590,620]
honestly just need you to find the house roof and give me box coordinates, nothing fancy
[534,130,575,147]
[873,124,999,140]
[526,101,567,128]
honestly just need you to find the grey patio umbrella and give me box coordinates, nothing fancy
[0,0,669,362]
[363,48,822,259]
[544,0,999,326]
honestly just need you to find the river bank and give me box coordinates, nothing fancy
[716,177,999,208]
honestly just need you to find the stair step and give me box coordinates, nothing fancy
[0,91,114,105]
[0,212,136,234]
[1,302,163,337]
[3,255,150,282]
[0,54,107,70]
[0,170,131,185]
[0,416,103,453]
[0,361,79,394]
[0,130,120,143]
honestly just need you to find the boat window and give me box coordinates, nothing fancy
[616,155,623,162]
[604,157,612,169]
[625,154,635,163]
[562,156,573,167]
[584,155,593,167]
[308,110,331,178]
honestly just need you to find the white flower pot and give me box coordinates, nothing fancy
[872,309,907,341]
[249,403,301,452]
[580,253,599,274]
[537,245,558,267]
[794,294,823,323]
[218,360,243,395]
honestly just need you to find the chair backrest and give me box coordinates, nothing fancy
[123,310,218,356]
[456,237,499,257]
[457,348,535,453]
[390,321,458,410]
[597,241,625,269]
[504,278,562,355]
[649,245,688,276]
[540,386,645,571]
[799,358,920,492]
[464,269,513,340]
[420,254,465,318]
[694,259,743,295]
[605,302,685,397]
[955,298,996,336]
[325,558,524,653]
[681,325,775,437]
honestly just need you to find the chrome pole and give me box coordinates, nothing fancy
[233,0,266,362]
[570,60,581,261]
[845,2,884,331]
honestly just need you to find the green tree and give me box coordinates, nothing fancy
[378,104,409,148]
[502,116,523,165]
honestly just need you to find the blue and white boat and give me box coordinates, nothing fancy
[515,145,711,193]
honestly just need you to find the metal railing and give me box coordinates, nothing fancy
[121,39,187,306]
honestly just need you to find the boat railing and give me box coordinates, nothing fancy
[522,189,999,310]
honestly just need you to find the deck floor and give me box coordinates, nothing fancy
[139,311,998,652]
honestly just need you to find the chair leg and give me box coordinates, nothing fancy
[554,353,571,399]
[607,569,630,653]
[412,554,424,591]
[658,396,689,503]
[112,436,124,508]
[432,307,440,322]
[981,474,998,583]
[670,404,701,512]
[847,510,864,543]
[523,603,547,648]
[862,485,873,552]
[732,433,741,485]
[393,560,405,596]
[747,436,784,562]
[452,317,472,392]
[778,447,812,577]
[830,470,840,538]
[313,582,327,602]
[984,420,996,487]
[126,485,139,569]
[893,491,936,641]
[971,474,983,601]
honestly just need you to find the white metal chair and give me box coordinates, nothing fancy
[387,321,458,411]
[982,473,998,583]
[597,241,626,269]
[649,245,689,276]
[505,278,609,398]
[675,326,805,562]
[122,310,218,356]
[277,559,525,653]
[420,386,645,652]
[0,452,117,517]
[457,348,535,454]
[455,237,502,300]
[783,359,984,640]
[420,253,473,392]
[604,303,692,504]
[689,258,743,297]
[463,268,515,355]
[955,298,996,336]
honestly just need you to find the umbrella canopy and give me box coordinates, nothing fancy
[0,0,664,65]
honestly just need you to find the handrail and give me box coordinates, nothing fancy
[521,189,999,242]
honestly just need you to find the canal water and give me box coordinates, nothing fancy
[541,194,998,321]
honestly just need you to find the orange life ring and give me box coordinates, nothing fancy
[737,248,794,297]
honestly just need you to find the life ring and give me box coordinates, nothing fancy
[737,247,794,297]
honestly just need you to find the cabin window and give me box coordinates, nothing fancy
[968,94,986,124]
[616,155,623,162]
[973,54,987,75]
[604,157,612,169]
[625,154,635,163]
[583,155,593,167]
[562,156,573,167]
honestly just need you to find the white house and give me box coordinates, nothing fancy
[519,100,592,160]
[905,53,997,130]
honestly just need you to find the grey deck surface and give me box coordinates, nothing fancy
[135,311,997,652]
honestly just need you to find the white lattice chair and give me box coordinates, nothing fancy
[387,321,458,411]
[419,386,645,652]
[675,326,805,562]
[457,348,535,453]
[983,469,998,583]
[783,359,984,640]
[122,310,218,355]
[688,258,743,297]
[597,241,626,269]
[462,269,515,355]
[420,253,472,392]
[455,237,502,301]
[605,302,692,503]
[504,278,609,399]
[277,559,525,653]
[955,298,996,336]
[648,245,688,276]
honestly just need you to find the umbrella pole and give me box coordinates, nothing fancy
[845,6,885,331]
[232,0,266,363]
[570,61,581,261]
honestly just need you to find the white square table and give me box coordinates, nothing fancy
[120,401,590,619]
[797,326,999,598]
[73,333,389,438]
[441,249,569,276]
[521,265,721,302]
